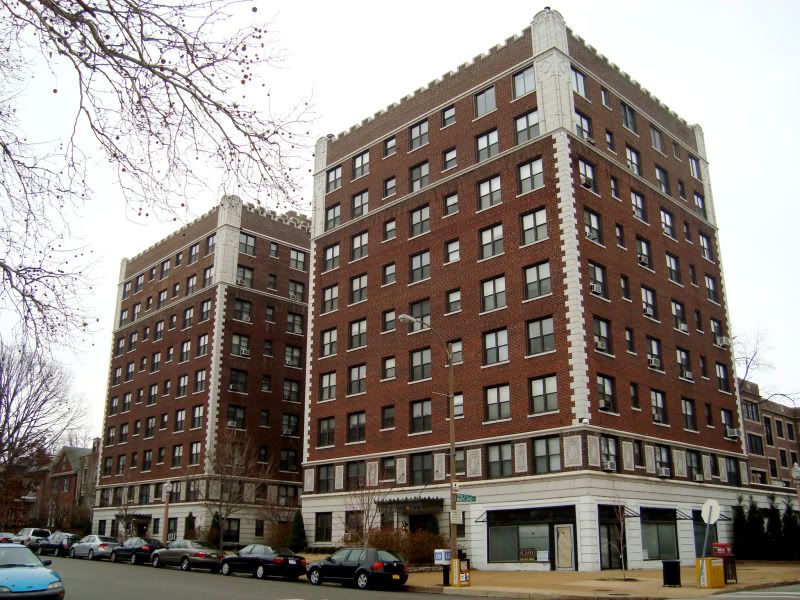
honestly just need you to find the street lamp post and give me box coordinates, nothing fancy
[162,481,173,544]
[792,463,800,511]
[398,314,460,587]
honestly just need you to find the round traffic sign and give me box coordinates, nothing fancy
[701,499,720,524]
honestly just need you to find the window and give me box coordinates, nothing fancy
[316,372,336,402]
[578,159,596,191]
[410,120,429,149]
[661,209,676,237]
[533,436,561,473]
[672,300,687,330]
[382,176,396,198]
[324,204,340,231]
[694,193,707,219]
[351,190,368,218]
[323,244,339,272]
[410,204,430,237]
[267,273,277,290]
[289,248,306,271]
[409,250,430,283]
[705,275,719,302]
[475,86,496,117]
[382,356,396,380]
[410,452,433,485]
[348,364,366,395]
[446,289,461,313]
[699,233,713,261]
[521,208,547,244]
[515,110,540,143]
[588,262,607,298]
[409,347,432,381]
[483,328,508,365]
[655,165,670,195]
[479,224,504,259]
[519,159,544,193]
[716,363,730,392]
[477,129,499,162]
[575,111,592,140]
[410,161,429,191]
[286,312,303,335]
[524,261,551,299]
[316,417,335,447]
[485,384,510,421]
[584,209,602,243]
[513,65,535,97]
[321,284,338,313]
[235,266,253,289]
[593,316,612,353]
[746,433,764,456]
[232,299,251,322]
[689,264,698,285]
[631,191,647,222]
[410,399,432,433]
[443,147,457,170]
[641,508,678,560]
[682,398,697,430]
[626,145,641,176]
[689,155,701,179]
[442,105,456,127]
[350,274,368,303]
[408,298,430,331]
[530,375,558,414]
[478,175,502,210]
[352,150,369,179]
[326,165,342,193]
[646,336,662,368]
[285,345,302,368]
[488,443,513,479]
[444,239,460,263]
[350,231,368,261]
[238,232,256,255]
[384,136,396,157]
[380,219,396,243]
[382,309,396,332]
[349,319,367,350]
[444,192,459,216]
[620,101,638,132]
[600,436,618,467]
[637,238,652,269]
[347,411,366,443]
[651,390,667,424]
[665,253,681,284]
[382,263,396,285]
[481,275,506,311]
[606,129,615,151]
[199,298,211,321]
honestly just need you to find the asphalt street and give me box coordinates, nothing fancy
[50,554,476,600]
[702,584,800,599]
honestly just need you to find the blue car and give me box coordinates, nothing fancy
[0,543,65,598]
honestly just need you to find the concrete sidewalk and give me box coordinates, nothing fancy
[405,561,800,599]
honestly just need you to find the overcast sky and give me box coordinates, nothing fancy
[29,0,798,436]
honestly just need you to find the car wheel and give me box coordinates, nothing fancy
[308,567,322,586]
[355,571,369,590]
[88,549,95,561]
[286,573,300,581]
[152,554,161,568]
[181,557,191,572]
[68,548,75,559]
[255,564,266,579]
[211,567,220,575]
[36,546,43,555]
[221,562,232,576]
[130,553,138,566]
[54,548,60,557]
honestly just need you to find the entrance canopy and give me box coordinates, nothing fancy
[376,497,444,515]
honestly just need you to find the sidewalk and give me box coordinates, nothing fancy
[405,561,800,599]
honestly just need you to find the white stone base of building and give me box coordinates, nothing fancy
[301,472,796,572]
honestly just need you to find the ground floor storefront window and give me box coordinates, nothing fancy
[486,506,576,569]
[598,505,626,570]
[640,507,677,560]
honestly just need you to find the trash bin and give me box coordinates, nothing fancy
[442,564,450,586]
[696,558,724,588]
[662,560,681,587]
[722,556,737,583]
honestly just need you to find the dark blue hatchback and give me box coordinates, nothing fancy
[0,543,65,598]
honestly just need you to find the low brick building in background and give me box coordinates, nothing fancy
[93,195,310,544]
[300,9,796,571]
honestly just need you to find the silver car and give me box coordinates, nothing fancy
[69,534,119,560]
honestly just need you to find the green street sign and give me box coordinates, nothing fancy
[456,493,476,503]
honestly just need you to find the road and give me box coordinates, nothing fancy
[704,584,800,599]
[51,555,476,600]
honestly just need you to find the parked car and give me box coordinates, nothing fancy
[0,533,15,543]
[110,537,163,565]
[69,535,119,560]
[151,539,221,572]
[220,544,306,580]
[11,528,51,548]
[307,547,408,590]
[36,532,81,557]
[0,543,65,599]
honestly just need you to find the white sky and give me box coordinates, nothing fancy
[26,0,798,436]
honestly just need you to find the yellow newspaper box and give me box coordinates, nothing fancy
[696,558,725,588]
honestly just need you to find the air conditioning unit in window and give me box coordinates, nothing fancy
[725,426,740,439]
[637,253,650,266]
[240,348,250,357]
[648,356,661,369]
[228,384,238,392]
[682,370,694,381]
[584,136,596,146]
[586,230,598,242]
[282,428,294,436]
[602,460,617,472]
[678,322,689,333]
[236,278,245,286]
[595,339,608,352]
[581,176,594,189]
[589,282,603,295]
[643,304,655,318]
[599,397,613,411]
[657,467,672,478]
[260,384,270,392]
[242,314,252,323]
[715,335,731,348]
[226,419,238,428]
[694,473,705,482]
[288,292,298,301]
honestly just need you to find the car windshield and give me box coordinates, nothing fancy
[190,541,214,550]
[0,547,42,567]
[274,547,295,555]
[32,530,49,537]
[377,550,402,562]
[143,538,161,546]
[98,537,117,543]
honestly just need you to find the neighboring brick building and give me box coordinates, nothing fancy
[301,10,795,570]
[93,195,310,544]
[41,444,97,530]
[740,379,799,488]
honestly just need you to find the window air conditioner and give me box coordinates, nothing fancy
[715,335,731,348]
[602,460,617,472]
[694,473,705,482]
[282,428,294,436]
[236,278,245,286]
[590,282,603,295]
[289,293,298,301]
[595,339,608,352]
[648,356,661,369]
[643,305,655,317]
[228,383,237,391]
[260,384,270,392]
[581,176,594,189]
[637,253,649,266]
[586,231,598,242]
[678,322,689,333]
[682,370,694,380]
[240,348,250,357]
[725,426,740,439]
[584,137,595,145]
[226,419,238,428]
[657,467,671,478]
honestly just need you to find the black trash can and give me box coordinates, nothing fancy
[442,564,450,586]
[723,556,737,583]
[662,560,681,587]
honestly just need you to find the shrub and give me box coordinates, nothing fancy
[286,511,307,552]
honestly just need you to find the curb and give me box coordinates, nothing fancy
[710,578,800,595]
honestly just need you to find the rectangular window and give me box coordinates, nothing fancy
[689,155,701,179]
[524,261,551,299]
[480,224,504,259]
[481,275,506,311]
[476,129,499,162]
[317,417,335,447]
[575,111,592,140]
[521,208,547,244]
[444,239,460,263]
[410,204,430,237]
[348,364,366,395]
[661,209,676,238]
[488,443,513,479]
[483,328,508,365]
[409,347,432,381]
[321,284,338,313]
[626,145,641,176]
[352,150,369,178]
[350,274,368,303]
[444,192,459,216]
[384,136,396,157]
[588,261,607,298]
[584,209,602,243]
[410,161,429,192]
[655,165,670,195]
[651,390,667,424]
[350,231,368,261]
[442,105,456,127]
[382,263,396,286]
[443,147,457,170]
[383,176,396,198]
[352,190,368,218]
[347,411,366,442]
[410,399,432,433]
[620,101,638,133]
[515,110,540,144]
[578,159,596,191]
[514,65,535,97]
[530,375,558,414]
[682,398,697,430]
[705,275,719,303]
[325,204,340,231]
[593,317,611,353]
[597,374,616,412]
[478,175,502,210]
[519,159,544,194]
[326,166,342,192]
[349,319,367,350]
[571,67,587,97]
[475,86,496,117]
[409,250,430,283]
[533,436,561,473]
[485,384,510,421]
[239,232,256,255]
[382,356,396,380]
[323,243,339,272]
[410,120,428,149]
[319,372,336,401]
[446,288,461,313]
[383,218,396,240]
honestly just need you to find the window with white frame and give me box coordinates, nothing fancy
[527,316,555,355]
[320,328,337,357]
[323,243,339,271]
[409,347,432,381]
[524,261,551,299]
[480,224,504,259]
[483,328,509,365]
[352,151,369,178]
[410,120,428,149]
[350,231,368,261]
[481,275,506,312]
[352,190,368,218]
[519,159,544,193]
[326,166,342,192]
[515,110,540,144]
[348,364,366,395]
[476,129,499,162]
[409,250,430,282]
[410,204,430,237]
[521,208,547,244]
[478,175,502,209]
[513,65,535,97]
[530,374,557,414]
[485,384,510,421]
[410,161,429,191]
[626,145,641,175]
[475,86,496,117]
[350,274,368,303]
[444,239,460,263]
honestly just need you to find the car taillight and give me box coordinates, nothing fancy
[98,544,108,549]
[371,561,384,571]
[141,546,150,552]
[193,552,209,558]
[273,557,285,564]
[300,558,307,566]
[403,564,409,573]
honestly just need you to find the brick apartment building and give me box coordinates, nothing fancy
[93,195,310,544]
[740,380,799,489]
[42,442,98,529]
[300,9,796,570]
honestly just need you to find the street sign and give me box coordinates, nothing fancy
[701,499,721,525]
[449,510,463,524]
[456,493,476,503]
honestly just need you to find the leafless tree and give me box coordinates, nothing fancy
[609,503,629,580]
[734,331,798,406]
[1,0,310,349]
[343,468,395,547]
[0,343,83,512]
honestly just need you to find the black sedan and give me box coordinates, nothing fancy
[36,532,80,557]
[151,539,221,572]
[220,544,306,580]
[110,537,163,565]
[307,547,408,590]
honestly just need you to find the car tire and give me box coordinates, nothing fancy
[88,549,95,561]
[68,548,75,559]
[36,546,43,555]
[152,554,161,568]
[286,573,300,581]
[255,564,266,579]
[211,567,220,575]
[130,553,138,566]
[221,563,232,576]
[181,557,191,572]
[308,568,322,586]
[54,548,60,557]
[355,571,369,590]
